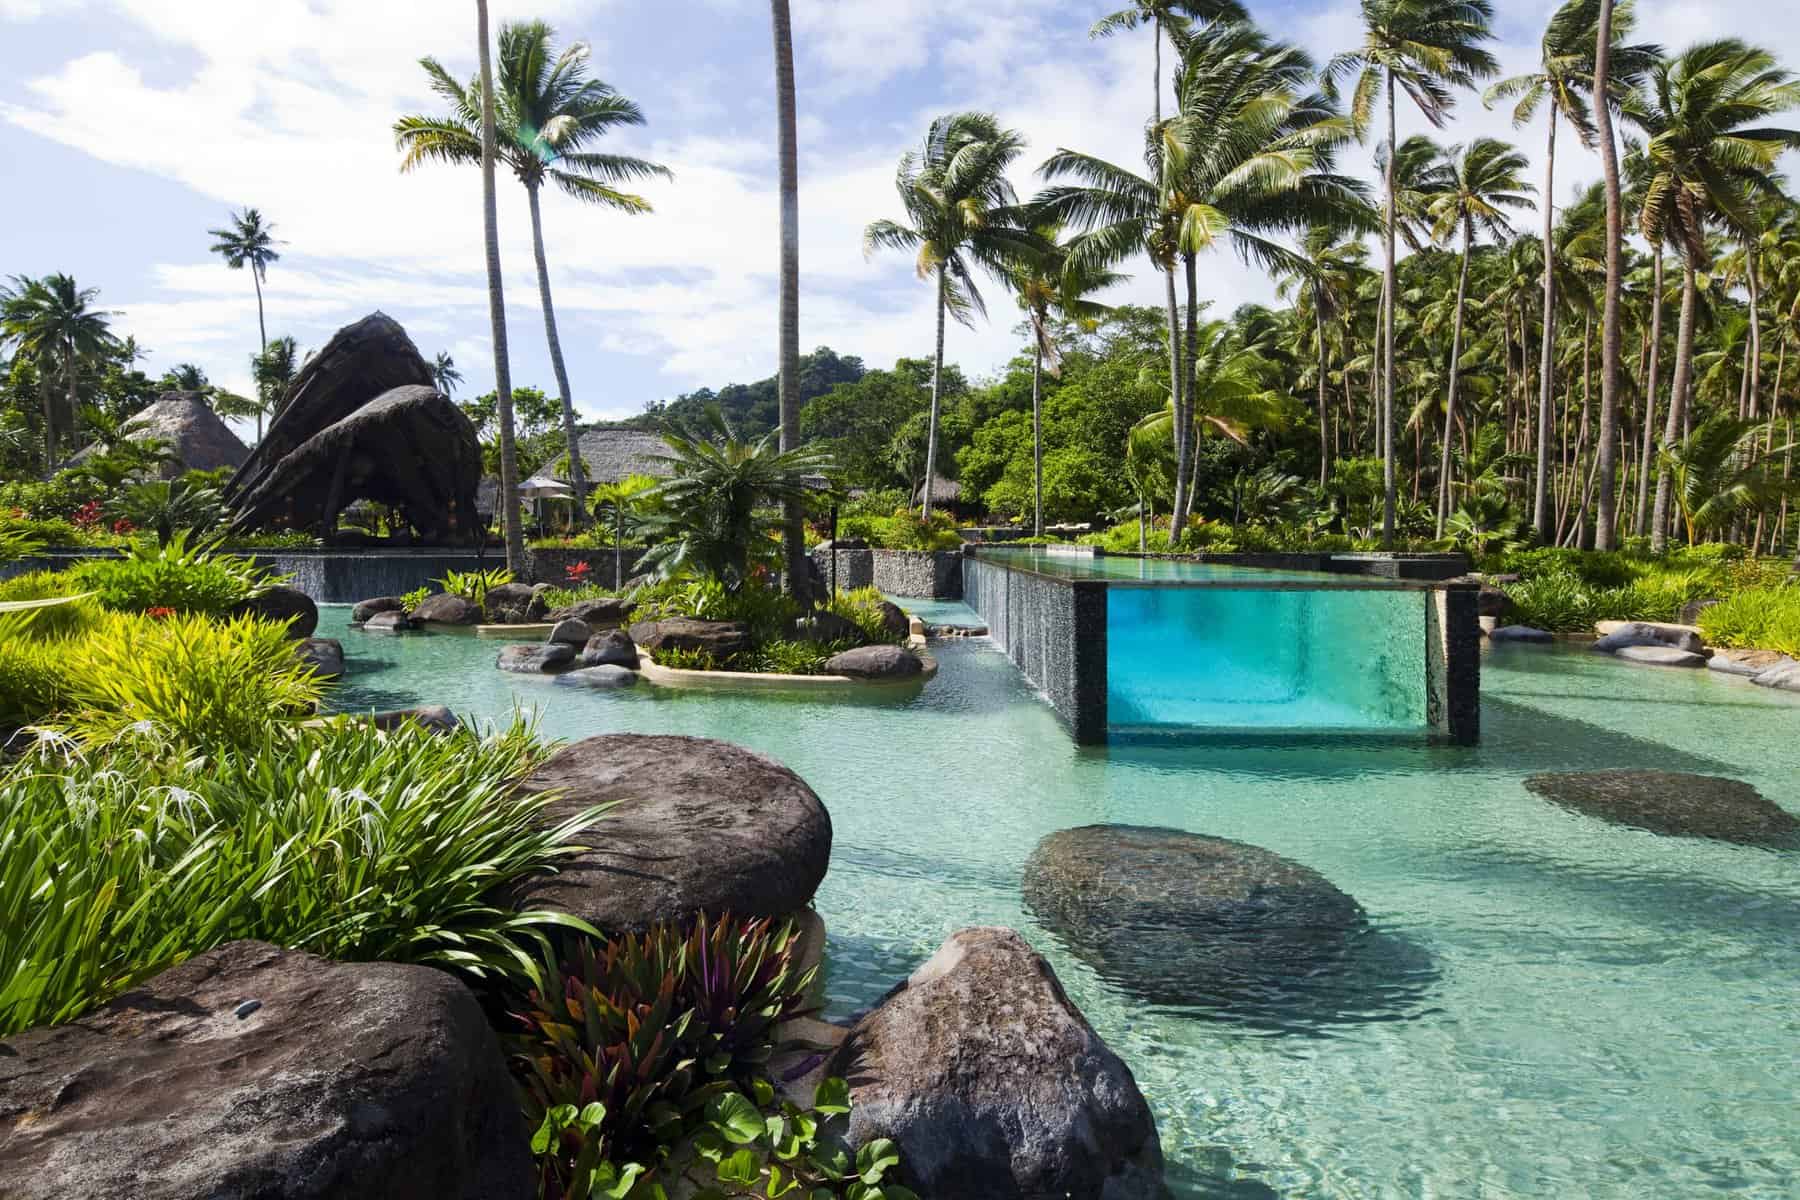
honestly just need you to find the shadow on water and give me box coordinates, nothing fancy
[1167,1155,1284,1200]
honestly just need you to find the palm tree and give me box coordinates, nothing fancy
[1090,1,1248,123]
[431,351,463,396]
[770,0,806,598]
[0,273,119,463]
[1486,0,1658,541]
[1421,137,1535,536]
[865,112,1037,516]
[1277,224,1371,485]
[251,336,299,438]
[1662,415,1795,546]
[1002,221,1122,535]
[397,20,671,524]
[473,0,524,572]
[1328,0,1499,546]
[1633,40,1800,551]
[638,406,833,592]
[590,473,658,589]
[207,207,280,376]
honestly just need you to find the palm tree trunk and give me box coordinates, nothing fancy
[525,184,591,528]
[1592,0,1623,549]
[1635,248,1663,534]
[1181,250,1200,523]
[1152,16,1162,126]
[1032,338,1044,537]
[477,0,524,570]
[771,0,805,597]
[1436,218,1474,538]
[1164,266,1187,534]
[1755,336,1783,550]
[1650,260,1698,553]
[1381,69,1399,548]
[1532,106,1558,542]
[1315,299,1330,486]
[64,345,79,458]
[922,266,947,517]
[252,267,267,442]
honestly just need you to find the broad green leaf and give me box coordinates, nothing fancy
[708,1091,767,1145]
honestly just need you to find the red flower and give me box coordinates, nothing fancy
[566,561,592,583]
[72,500,104,529]
[145,606,176,620]
[111,518,136,535]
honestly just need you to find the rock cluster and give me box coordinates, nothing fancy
[629,616,752,659]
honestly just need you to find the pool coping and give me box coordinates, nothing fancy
[966,547,1478,592]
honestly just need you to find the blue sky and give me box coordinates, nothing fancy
[1,0,1790,438]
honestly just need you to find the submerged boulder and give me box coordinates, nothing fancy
[231,584,318,638]
[1489,625,1553,643]
[1023,825,1366,1009]
[1524,770,1800,846]
[629,617,751,660]
[1614,644,1705,668]
[297,637,344,680]
[496,642,575,673]
[581,628,639,668]
[553,665,637,689]
[822,927,1167,1200]
[508,734,831,932]
[824,643,923,680]
[0,940,530,1200]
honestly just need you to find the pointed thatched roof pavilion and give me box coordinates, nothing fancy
[69,392,250,480]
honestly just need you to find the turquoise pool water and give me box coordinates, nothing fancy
[321,609,1800,1198]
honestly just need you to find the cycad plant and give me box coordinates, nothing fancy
[865,112,1037,516]
[397,20,671,522]
[639,407,833,592]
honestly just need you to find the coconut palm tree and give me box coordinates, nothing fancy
[1327,0,1499,546]
[769,0,805,597]
[1001,221,1123,535]
[0,273,119,463]
[1421,137,1535,536]
[1632,40,1800,551]
[473,0,524,572]
[865,112,1038,516]
[251,336,299,434]
[1662,414,1796,545]
[207,207,280,374]
[397,20,671,524]
[1090,0,1248,123]
[431,351,464,396]
[1486,0,1658,541]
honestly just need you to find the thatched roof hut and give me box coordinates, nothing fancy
[912,472,963,506]
[69,392,249,480]
[576,428,671,485]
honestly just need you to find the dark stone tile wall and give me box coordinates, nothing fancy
[964,556,1108,743]
[1428,583,1482,745]
[809,548,963,599]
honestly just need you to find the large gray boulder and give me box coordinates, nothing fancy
[822,927,1167,1200]
[232,585,319,639]
[1708,648,1792,678]
[412,592,482,626]
[1592,621,1705,655]
[297,637,344,680]
[546,597,635,628]
[351,595,405,624]
[361,610,415,633]
[509,734,831,933]
[548,617,593,646]
[1614,644,1705,668]
[484,582,547,625]
[795,610,867,646]
[1524,770,1800,846]
[0,940,530,1200]
[1754,659,1800,693]
[824,643,923,680]
[496,642,575,673]
[876,600,910,639]
[368,705,460,734]
[629,617,752,660]
[581,628,639,668]
[1023,825,1365,1008]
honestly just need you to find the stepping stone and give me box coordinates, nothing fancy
[553,665,636,689]
[1524,770,1799,845]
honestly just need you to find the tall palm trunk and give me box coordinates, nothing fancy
[252,267,267,442]
[63,347,79,460]
[1532,105,1559,540]
[477,0,524,570]
[1592,0,1624,549]
[1164,267,1187,535]
[1031,329,1044,537]
[922,267,947,517]
[1180,250,1200,524]
[1380,70,1399,547]
[1634,247,1663,533]
[771,0,805,596]
[1650,260,1698,552]
[525,184,591,527]
[1435,217,1474,538]
[1315,294,1330,486]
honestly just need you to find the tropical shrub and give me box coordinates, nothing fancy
[682,1080,914,1200]
[1698,585,1800,655]
[819,586,904,646]
[836,509,961,551]
[514,913,819,1195]
[0,718,596,1036]
[749,638,857,676]
[114,478,226,547]
[71,533,279,615]
[437,566,514,606]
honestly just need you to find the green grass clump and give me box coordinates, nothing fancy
[71,533,280,615]
[821,585,905,646]
[1698,585,1800,655]
[0,717,596,1036]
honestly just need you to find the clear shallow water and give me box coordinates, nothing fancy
[972,547,1388,586]
[321,609,1800,1198]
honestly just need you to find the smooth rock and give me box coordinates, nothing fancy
[368,705,460,733]
[794,610,867,646]
[509,734,831,932]
[876,600,910,638]
[496,642,576,673]
[1524,770,1799,846]
[823,643,923,680]
[1614,644,1705,668]
[1489,625,1552,643]
[546,597,635,628]
[628,617,752,659]
[548,617,593,646]
[822,927,1168,1200]
[361,610,415,633]
[412,591,482,625]
[485,582,547,625]
[0,940,530,1200]
[553,665,637,689]
[1022,825,1365,1007]
[1753,659,1800,693]
[231,585,318,639]
[1592,621,1704,655]
[581,628,639,668]
[297,637,344,680]
[1707,648,1793,678]
[351,595,404,624]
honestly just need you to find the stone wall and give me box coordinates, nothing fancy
[963,555,1108,743]
[1428,582,1482,745]
[810,548,963,599]
[527,547,646,591]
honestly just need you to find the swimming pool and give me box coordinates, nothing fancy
[322,608,1800,1197]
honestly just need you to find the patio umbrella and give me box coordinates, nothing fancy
[517,475,575,535]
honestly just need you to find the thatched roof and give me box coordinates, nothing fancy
[577,428,671,485]
[69,392,249,480]
[912,472,962,504]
